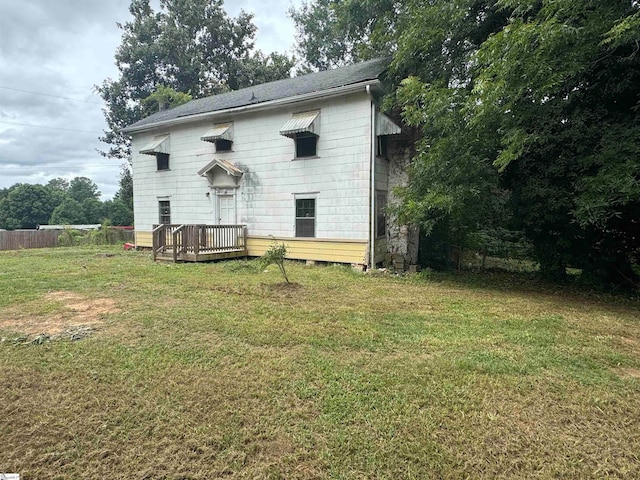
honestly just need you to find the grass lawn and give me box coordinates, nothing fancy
[1,246,639,479]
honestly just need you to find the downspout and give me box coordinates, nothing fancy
[366,84,376,270]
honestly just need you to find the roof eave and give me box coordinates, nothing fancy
[122,79,382,135]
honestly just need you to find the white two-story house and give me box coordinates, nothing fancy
[123,58,418,268]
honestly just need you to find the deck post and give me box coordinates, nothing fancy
[193,225,200,256]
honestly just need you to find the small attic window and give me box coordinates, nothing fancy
[376,135,388,158]
[156,153,170,171]
[376,113,401,159]
[215,139,233,152]
[295,133,318,158]
[139,135,170,171]
[280,111,320,159]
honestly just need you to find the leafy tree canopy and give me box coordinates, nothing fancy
[393,0,640,287]
[141,85,192,117]
[0,177,132,230]
[97,0,294,159]
[0,184,64,230]
[289,0,400,71]
[104,199,135,226]
[68,177,101,203]
[114,163,134,211]
[49,197,86,225]
[46,177,70,193]
[293,0,640,289]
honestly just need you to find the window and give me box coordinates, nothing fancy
[215,139,233,152]
[201,123,233,150]
[295,198,315,237]
[376,192,387,238]
[139,134,170,169]
[376,135,388,158]
[156,153,170,171]
[295,133,318,158]
[280,111,320,159]
[159,200,171,224]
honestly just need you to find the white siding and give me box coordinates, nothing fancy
[131,92,373,240]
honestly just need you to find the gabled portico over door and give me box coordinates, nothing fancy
[197,158,243,226]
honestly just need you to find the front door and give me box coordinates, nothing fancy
[218,194,235,225]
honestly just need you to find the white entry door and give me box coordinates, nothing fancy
[218,194,235,225]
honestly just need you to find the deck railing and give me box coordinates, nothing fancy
[152,224,247,261]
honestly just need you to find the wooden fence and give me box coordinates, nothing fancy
[0,228,135,251]
[0,230,61,251]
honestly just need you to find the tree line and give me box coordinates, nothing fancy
[288,0,640,290]
[0,172,133,230]
[99,0,639,290]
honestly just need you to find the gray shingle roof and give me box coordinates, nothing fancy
[124,58,389,132]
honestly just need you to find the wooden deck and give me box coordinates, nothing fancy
[152,224,247,263]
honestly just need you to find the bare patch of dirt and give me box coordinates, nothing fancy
[619,336,638,347]
[0,291,119,337]
[265,282,302,292]
[615,367,640,380]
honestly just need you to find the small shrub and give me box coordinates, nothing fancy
[260,241,290,284]
[84,220,111,245]
[58,228,84,247]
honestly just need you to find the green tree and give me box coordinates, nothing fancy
[391,0,640,288]
[114,163,134,211]
[68,177,101,203]
[470,0,640,286]
[260,241,290,284]
[141,85,192,116]
[97,0,294,159]
[0,185,17,203]
[49,198,86,225]
[81,198,106,224]
[0,184,64,230]
[46,177,70,193]
[289,0,400,71]
[104,199,134,226]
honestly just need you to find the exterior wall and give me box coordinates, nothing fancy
[247,236,367,264]
[386,136,419,265]
[132,92,373,253]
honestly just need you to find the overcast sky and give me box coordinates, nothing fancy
[0,0,301,200]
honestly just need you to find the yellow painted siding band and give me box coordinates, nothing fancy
[247,237,367,263]
[135,231,369,264]
[136,231,153,248]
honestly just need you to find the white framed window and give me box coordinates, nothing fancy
[158,200,171,224]
[294,193,318,238]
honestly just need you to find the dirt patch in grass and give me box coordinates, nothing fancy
[614,367,640,379]
[0,291,119,336]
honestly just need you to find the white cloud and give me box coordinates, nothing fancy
[0,0,301,199]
